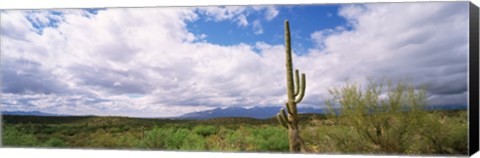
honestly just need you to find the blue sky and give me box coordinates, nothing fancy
[0,2,470,117]
[187,5,350,55]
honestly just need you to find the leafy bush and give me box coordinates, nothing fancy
[324,79,429,154]
[2,126,38,146]
[2,126,39,146]
[205,127,235,151]
[248,126,289,151]
[43,138,66,147]
[180,133,206,150]
[86,130,118,148]
[193,125,218,137]
[144,127,190,150]
[419,111,468,155]
[116,132,144,148]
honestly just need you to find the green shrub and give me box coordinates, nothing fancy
[180,133,206,150]
[87,131,117,148]
[43,138,66,147]
[249,126,289,151]
[226,126,252,151]
[419,111,468,154]
[324,79,428,154]
[205,127,235,151]
[144,127,190,150]
[193,125,218,137]
[116,133,143,148]
[2,125,39,146]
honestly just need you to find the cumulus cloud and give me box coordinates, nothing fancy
[1,7,288,117]
[304,2,469,107]
[236,14,248,27]
[252,20,264,35]
[264,6,279,21]
[0,2,469,117]
[196,5,278,31]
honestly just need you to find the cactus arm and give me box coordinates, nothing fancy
[280,108,288,123]
[294,69,300,96]
[276,113,288,128]
[295,73,306,103]
[277,108,289,129]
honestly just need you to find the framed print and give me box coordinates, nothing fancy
[1,1,479,157]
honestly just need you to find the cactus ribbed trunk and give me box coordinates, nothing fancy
[276,20,307,153]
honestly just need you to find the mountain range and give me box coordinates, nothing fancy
[1,110,69,116]
[1,104,467,119]
[177,106,329,120]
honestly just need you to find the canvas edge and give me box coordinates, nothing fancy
[469,1,479,156]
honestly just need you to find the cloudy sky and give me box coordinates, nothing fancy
[0,2,470,117]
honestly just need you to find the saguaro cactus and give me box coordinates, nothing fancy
[276,20,307,152]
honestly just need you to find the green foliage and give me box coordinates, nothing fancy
[86,130,119,148]
[323,79,467,154]
[1,109,467,155]
[192,125,218,137]
[43,138,66,147]
[324,79,428,153]
[248,126,289,151]
[225,126,252,151]
[418,111,468,154]
[116,133,143,149]
[180,133,206,150]
[205,127,234,151]
[2,125,39,146]
[144,127,190,150]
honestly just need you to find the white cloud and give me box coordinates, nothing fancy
[195,5,278,28]
[197,6,250,27]
[199,6,246,21]
[236,14,248,27]
[264,6,279,21]
[1,7,287,117]
[304,2,469,106]
[253,20,263,35]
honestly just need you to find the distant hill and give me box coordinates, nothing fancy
[1,104,466,119]
[1,110,69,116]
[178,104,468,120]
[424,104,468,111]
[178,106,329,120]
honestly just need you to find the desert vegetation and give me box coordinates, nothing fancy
[2,106,468,155]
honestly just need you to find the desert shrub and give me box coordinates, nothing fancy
[192,125,218,137]
[180,133,206,150]
[225,126,253,151]
[116,133,143,148]
[43,138,66,147]
[205,127,235,151]
[248,126,289,151]
[324,79,428,154]
[143,127,190,150]
[2,125,39,146]
[57,125,79,136]
[419,111,468,155]
[301,125,341,153]
[86,130,118,148]
[41,126,58,135]
[144,127,171,149]
[207,125,289,152]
